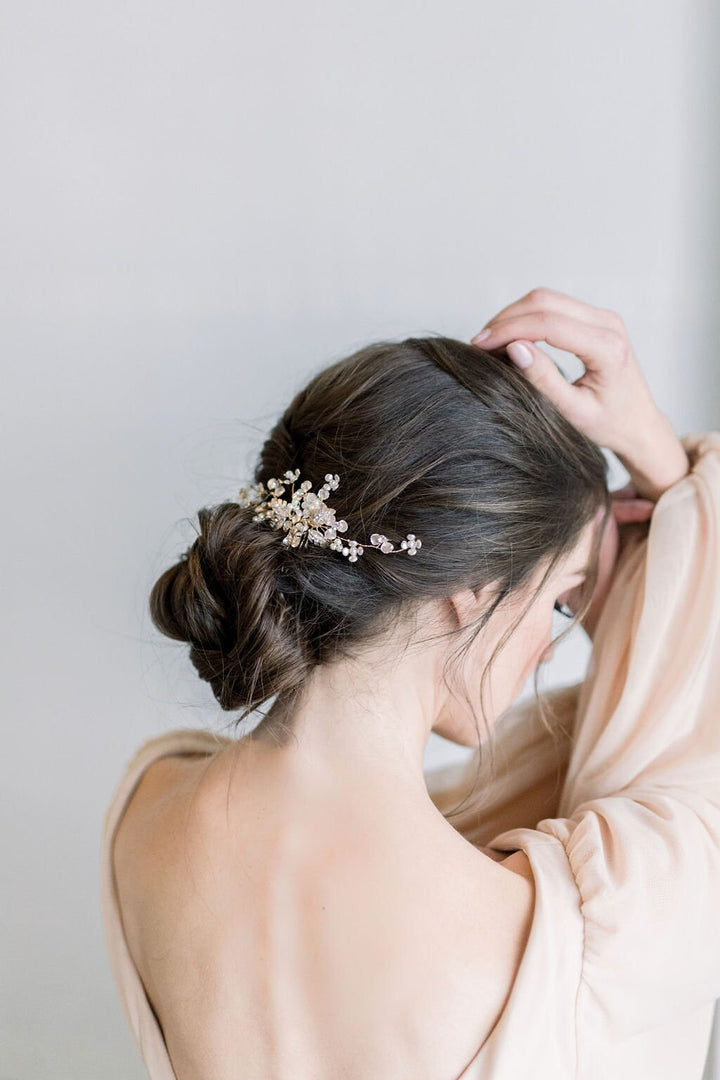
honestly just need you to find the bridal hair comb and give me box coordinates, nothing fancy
[234,469,422,563]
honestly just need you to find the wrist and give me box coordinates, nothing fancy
[613,414,690,502]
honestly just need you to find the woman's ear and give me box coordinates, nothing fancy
[446,582,497,630]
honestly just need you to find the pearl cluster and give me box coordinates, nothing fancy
[369,532,422,555]
[234,469,422,563]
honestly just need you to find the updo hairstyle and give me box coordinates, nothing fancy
[149,335,611,774]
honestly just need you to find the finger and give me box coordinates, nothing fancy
[471,313,623,378]
[610,483,640,500]
[498,338,596,419]
[471,287,622,338]
[611,499,655,524]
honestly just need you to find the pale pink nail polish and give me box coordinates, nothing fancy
[506,342,533,369]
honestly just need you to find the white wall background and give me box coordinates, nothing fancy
[1,2,718,1077]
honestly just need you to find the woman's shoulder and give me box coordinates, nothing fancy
[114,748,207,841]
[121,725,234,769]
[105,728,237,874]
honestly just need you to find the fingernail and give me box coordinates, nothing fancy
[506,342,533,369]
[472,328,492,343]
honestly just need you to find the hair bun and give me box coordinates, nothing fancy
[149,502,313,711]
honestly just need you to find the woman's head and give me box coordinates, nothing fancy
[149,336,611,770]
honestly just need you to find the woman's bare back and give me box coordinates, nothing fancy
[112,744,534,1080]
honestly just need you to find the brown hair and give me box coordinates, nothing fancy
[149,336,610,800]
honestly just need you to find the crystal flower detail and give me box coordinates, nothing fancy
[234,470,421,563]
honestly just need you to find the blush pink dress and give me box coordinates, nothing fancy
[101,430,720,1080]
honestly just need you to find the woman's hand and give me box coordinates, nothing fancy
[564,483,655,641]
[470,287,690,501]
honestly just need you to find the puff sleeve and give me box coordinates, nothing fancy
[487,430,720,1039]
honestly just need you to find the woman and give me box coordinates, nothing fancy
[102,288,720,1079]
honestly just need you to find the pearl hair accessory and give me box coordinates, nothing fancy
[234,468,422,563]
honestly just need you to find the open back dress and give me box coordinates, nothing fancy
[101,430,720,1079]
